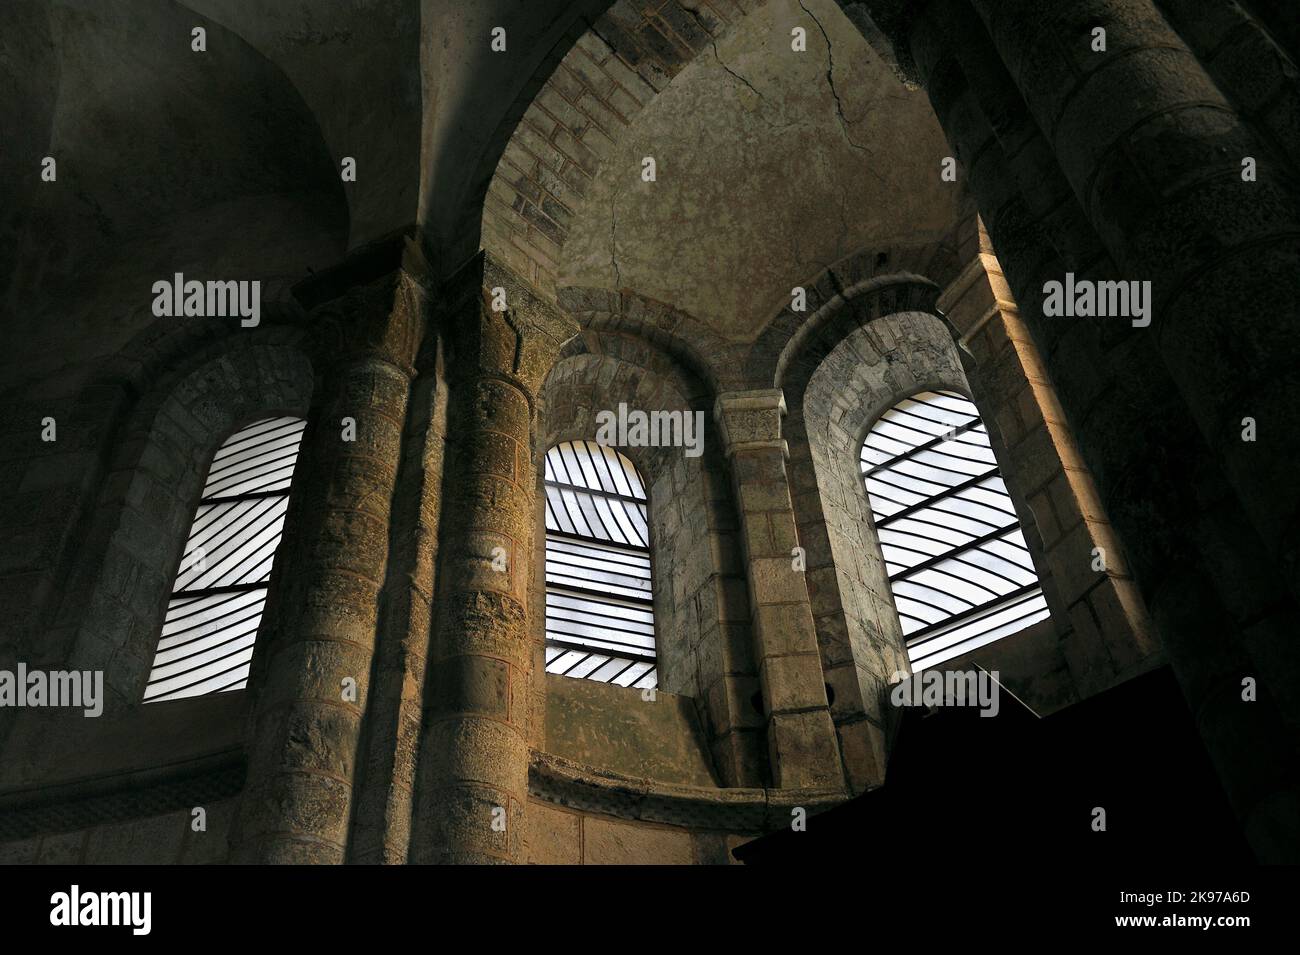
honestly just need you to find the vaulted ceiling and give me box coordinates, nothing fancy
[0,0,963,390]
[556,0,963,340]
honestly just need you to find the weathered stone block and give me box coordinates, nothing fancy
[523,799,582,864]
[583,816,694,864]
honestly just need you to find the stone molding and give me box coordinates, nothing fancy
[528,750,846,832]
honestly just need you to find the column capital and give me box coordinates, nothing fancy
[440,250,579,394]
[304,269,427,376]
[713,388,788,457]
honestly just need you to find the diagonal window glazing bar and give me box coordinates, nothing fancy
[144,416,307,703]
[862,391,1050,670]
[544,440,657,690]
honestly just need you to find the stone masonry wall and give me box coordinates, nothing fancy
[537,331,767,788]
[0,798,237,866]
[523,797,753,864]
[479,0,767,294]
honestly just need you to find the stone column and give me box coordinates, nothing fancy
[915,0,1300,728]
[1154,0,1300,178]
[968,0,1300,599]
[714,390,845,792]
[880,0,1300,861]
[409,252,577,864]
[347,324,450,864]
[1227,0,1299,65]
[230,271,424,864]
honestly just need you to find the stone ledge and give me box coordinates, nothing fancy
[529,749,846,831]
[0,750,245,841]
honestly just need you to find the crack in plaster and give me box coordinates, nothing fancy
[799,0,879,169]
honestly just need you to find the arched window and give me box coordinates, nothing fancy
[143,416,307,702]
[861,390,1049,671]
[543,440,657,689]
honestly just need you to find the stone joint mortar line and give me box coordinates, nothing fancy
[1077,100,1238,217]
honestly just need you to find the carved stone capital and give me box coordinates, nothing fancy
[713,389,788,457]
[440,251,580,395]
[304,269,426,376]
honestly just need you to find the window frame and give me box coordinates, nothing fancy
[142,412,308,703]
[541,439,660,690]
[859,388,1050,670]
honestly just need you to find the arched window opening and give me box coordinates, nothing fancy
[143,416,307,702]
[543,440,657,689]
[861,390,1049,671]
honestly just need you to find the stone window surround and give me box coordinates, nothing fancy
[535,335,768,789]
[784,307,1066,791]
[67,343,315,707]
[3,337,317,801]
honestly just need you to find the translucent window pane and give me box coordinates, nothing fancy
[863,391,1049,670]
[144,417,306,702]
[544,440,657,690]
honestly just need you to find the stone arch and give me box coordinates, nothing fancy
[784,307,967,792]
[59,332,316,712]
[558,286,728,394]
[470,2,766,297]
[774,272,945,399]
[744,241,962,391]
[777,286,1066,790]
[537,331,766,787]
[1,0,348,396]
